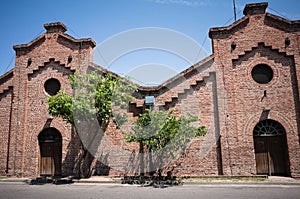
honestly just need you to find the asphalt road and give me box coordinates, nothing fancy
[1,182,300,199]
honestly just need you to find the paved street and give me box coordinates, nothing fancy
[1,182,300,199]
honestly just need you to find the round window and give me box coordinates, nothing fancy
[44,78,61,96]
[251,64,273,84]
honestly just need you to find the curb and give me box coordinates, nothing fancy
[73,179,122,184]
[1,177,300,186]
[182,181,300,186]
[0,178,30,183]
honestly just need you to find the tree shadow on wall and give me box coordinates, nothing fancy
[62,126,109,178]
[91,154,110,176]
[61,127,82,178]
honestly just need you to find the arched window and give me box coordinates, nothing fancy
[253,119,285,136]
[38,127,62,142]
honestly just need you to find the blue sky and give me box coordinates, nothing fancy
[1,0,299,85]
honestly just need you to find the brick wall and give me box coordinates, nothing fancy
[23,61,73,176]
[162,71,220,176]
[0,88,13,175]
[1,3,299,178]
[210,3,300,177]
[4,22,95,177]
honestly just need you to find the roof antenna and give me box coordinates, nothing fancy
[233,0,237,22]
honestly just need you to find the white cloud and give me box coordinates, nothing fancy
[147,0,208,7]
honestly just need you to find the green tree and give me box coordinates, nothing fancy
[124,109,207,176]
[48,71,136,177]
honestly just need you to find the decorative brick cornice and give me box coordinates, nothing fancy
[209,17,249,39]
[137,55,214,93]
[44,22,67,33]
[209,2,300,39]
[243,2,268,16]
[13,35,46,54]
[265,13,300,32]
[57,34,96,49]
[28,58,75,79]
[0,86,13,99]
[0,69,13,85]
[0,70,14,95]
[232,42,294,68]
[13,22,96,54]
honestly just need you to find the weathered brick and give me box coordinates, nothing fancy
[0,3,299,178]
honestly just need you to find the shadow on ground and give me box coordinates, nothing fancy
[28,177,74,185]
[122,175,182,188]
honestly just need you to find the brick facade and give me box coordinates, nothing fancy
[209,2,300,178]
[0,3,299,178]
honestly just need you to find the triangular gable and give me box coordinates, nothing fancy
[209,2,300,39]
[13,22,96,55]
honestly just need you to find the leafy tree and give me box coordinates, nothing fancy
[48,71,136,177]
[124,109,207,176]
[48,91,74,124]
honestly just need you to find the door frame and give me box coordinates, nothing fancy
[38,128,62,177]
[253,119,290,176]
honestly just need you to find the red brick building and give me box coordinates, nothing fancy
[0,2,299,178]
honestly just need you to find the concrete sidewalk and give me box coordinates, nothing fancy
[0,176,121,184]
[73,176,121,184]
[184,176,300,185]
[1,176,300,185]
[267,176,300,184]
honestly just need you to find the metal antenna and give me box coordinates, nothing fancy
[233,0,237,22]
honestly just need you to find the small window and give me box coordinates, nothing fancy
[44,78,60,96]
[251,64,273,84]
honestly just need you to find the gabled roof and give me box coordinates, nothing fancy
[13,22,96,53]
[0,69,14,95]
[90,54,214,94]
[137,54,214,92]
[0,69,13,85]
[209,2,300,38]
[265,13,300,32]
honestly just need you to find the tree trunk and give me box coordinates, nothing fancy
[148,148,155,176]
[139,141,144,176]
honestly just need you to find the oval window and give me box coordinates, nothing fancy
[44,78,61,96]
[251,64,273,84]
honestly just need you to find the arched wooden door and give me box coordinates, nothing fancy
[253,119,290,176]
[38,128,62,177]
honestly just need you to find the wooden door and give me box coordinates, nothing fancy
[254,137,269,175]
[254,136,288,176]
[40,156,55,176]
[39,142,62,176]
[269,136,287,176]
[39,128,62,177]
